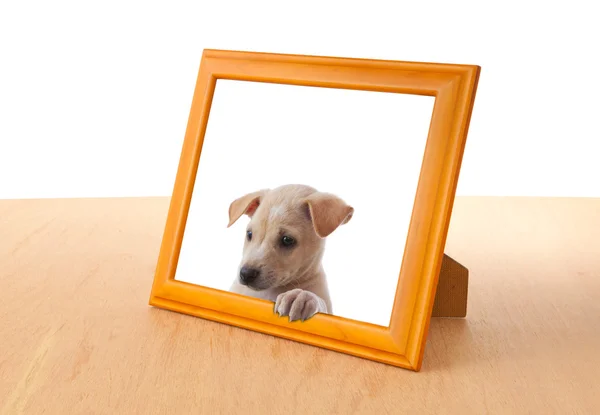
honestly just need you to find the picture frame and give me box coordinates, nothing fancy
[149,49,480,371]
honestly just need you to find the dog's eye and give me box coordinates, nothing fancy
[246,230,252,241]
[281,235,296,247]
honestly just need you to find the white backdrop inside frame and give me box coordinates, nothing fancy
[175,79,435,326]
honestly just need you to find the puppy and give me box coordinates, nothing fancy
[227,184,353,322]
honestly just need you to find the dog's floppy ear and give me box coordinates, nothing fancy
[227,189,269,228]
[305,192,354,238]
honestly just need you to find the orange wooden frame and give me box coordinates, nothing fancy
[149,49,480,371]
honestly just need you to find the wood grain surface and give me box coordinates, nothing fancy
[1,197,599,414]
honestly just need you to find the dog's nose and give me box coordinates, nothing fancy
[240,266,260,284]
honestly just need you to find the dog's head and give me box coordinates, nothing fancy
[227,184,353,291]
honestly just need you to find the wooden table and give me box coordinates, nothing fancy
[1,197,599,414]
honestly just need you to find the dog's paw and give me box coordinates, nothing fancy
[274,289,327,322]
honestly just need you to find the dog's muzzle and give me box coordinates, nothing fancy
[239,266,260,285]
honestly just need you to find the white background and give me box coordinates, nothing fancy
[175,80,434,326]
[1,0,599,199]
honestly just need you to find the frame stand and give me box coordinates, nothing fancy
[431,254,468,318]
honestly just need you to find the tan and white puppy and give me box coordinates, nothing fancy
[227,184,353,322]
